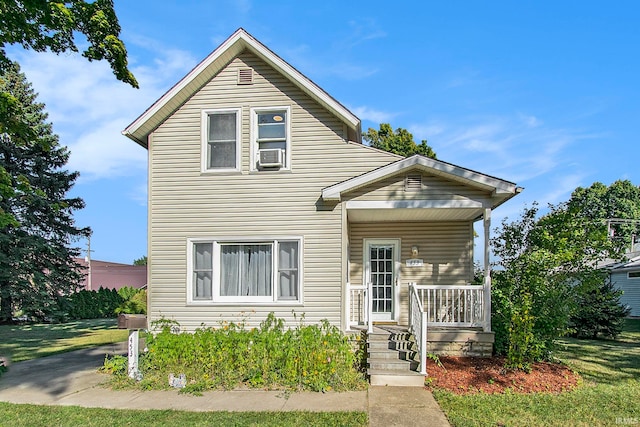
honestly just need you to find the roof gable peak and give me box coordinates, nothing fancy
[122,28,360,147]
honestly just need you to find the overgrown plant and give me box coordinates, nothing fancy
[108,313,366,392]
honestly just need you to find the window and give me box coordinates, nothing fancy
[252,107,290,170]
[629,271,640,279]
[189,238,301,303]
[202,109,240,171]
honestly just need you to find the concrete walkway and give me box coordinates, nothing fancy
[0,344,450,426]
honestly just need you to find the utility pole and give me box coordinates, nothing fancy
[84,234,94,290]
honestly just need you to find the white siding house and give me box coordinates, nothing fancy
[122,28,521,347]
[607,254,640,317]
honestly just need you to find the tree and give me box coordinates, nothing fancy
[0,0,138,88]
[133,256,147,266]
[492,180,640,367]
[363,123,437,158]
[0,62,89,323]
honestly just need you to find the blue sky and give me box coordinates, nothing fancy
[7,1,640,264]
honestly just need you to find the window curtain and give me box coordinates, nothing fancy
[221,244,272,296]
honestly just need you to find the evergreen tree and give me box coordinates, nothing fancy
[0,62,88,323]
[363,123,437,158]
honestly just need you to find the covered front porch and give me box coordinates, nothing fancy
[321,155,521,380]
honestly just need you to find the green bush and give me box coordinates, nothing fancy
[113,313,366,392]
[570,277,631,339]
[115,287,147,315]
[66,288,124,319]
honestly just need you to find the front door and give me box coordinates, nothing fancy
[365,239,400,322]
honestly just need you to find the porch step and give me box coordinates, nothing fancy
[366,327,423,386]
[368,369,425,387]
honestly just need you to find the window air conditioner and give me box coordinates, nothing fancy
[258,149,284,168]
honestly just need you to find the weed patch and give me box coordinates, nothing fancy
[105,313,366,392]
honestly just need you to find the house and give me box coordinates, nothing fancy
[602,252,640,317]
[74,258,147,291]
[123,28,521,382]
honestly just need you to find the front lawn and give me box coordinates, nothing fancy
[0,318,128,363]
[433,319,640,426]
[0,403,367,427]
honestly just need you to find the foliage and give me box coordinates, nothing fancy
[65,287,124,320]
[0,318,127,362]
[0,0,137,88]
[0,403,368,427]
[0,62,89,323]
[115,287,147,315]
[133,256,147,266]
[491,204,575,365]
[362,123,437,158]
[570,276,630,339]
[106,313,366,392]
[492,181,640,366]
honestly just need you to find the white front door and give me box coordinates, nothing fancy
[365,239,400,322]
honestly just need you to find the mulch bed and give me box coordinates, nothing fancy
[425,356,580,394]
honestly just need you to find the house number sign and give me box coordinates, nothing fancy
[406,259,424,267]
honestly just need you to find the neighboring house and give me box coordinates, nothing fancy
[122,29,521,376]
[602,252,640,317]
[74,258,147,291]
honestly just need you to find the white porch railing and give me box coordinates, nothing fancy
[414,284,485,328]
[346,282,486,330]
[346,283,369,330]
[409,283,427,375]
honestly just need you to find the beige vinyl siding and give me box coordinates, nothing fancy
[345,172,492,203]
[148,51,397,331]
[611,271,640,317]
[349,222,473,325]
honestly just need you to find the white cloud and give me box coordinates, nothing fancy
[10,44,196,181]
[351,106,397,124]
[66,120,147,182]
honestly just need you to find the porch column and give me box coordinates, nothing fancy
[483,208,492,332]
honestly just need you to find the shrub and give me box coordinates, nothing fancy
[66,288,124,319]
[570,277,631,339]
[113,313,365,392]
[115,287,147,315]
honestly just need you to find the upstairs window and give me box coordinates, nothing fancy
[202,109,240,172]
[252,107,290,170]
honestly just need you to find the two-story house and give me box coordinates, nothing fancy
[123,29,521,383]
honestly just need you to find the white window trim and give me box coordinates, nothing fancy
[250,106,291,171]
[201,108,241,173]
[187,236,303,305]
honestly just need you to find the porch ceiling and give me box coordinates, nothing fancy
[347,207,482,222]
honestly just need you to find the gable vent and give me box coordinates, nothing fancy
[238,68,253,85]
[405,174,423,192]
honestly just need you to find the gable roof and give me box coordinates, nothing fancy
[122,28,361,147]
[321,154,522,208]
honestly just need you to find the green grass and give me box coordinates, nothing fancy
[434,319,640,427]
[0,403,367,427]
[0,318,128,363]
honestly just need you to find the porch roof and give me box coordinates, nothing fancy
[322,155,522,222]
